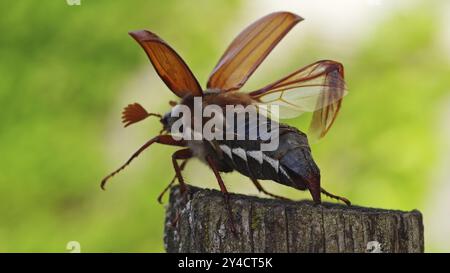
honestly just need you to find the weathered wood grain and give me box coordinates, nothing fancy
[164,185,424,253]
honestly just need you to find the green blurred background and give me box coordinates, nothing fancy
[0,0,449,252]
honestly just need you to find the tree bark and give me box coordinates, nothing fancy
[164,185,424,253]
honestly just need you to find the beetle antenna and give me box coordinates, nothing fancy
[122,103,161,127]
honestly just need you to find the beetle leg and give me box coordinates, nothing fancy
[250,177,292,201]
[321,187,351,206]
[171,149,193,194]
[167,150,194,228]
[101,135,186,190]
[206,155,237,235]
[170,210,181,227]
[157,159,190,204]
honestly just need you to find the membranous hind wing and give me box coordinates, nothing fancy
[207,12,303,92]
[249,60,347,139]
[129,30,202,97]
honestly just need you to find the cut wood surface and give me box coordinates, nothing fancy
[164,185,424,253]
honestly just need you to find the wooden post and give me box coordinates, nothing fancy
[164,185,424,253]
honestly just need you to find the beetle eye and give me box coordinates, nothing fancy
[161,112,171,125]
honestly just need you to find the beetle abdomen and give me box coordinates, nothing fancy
[214,123,320,193]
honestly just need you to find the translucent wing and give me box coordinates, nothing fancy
[207,12,303,92]
[129,30,202,97]
[249,60,347,139]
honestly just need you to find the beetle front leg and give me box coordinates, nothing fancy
[101,135,186,190]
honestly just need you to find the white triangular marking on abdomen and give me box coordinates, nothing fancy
[262,153,279,172]
[219,144,233,159]
[232,148,247,161]
[247,151,263,164]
